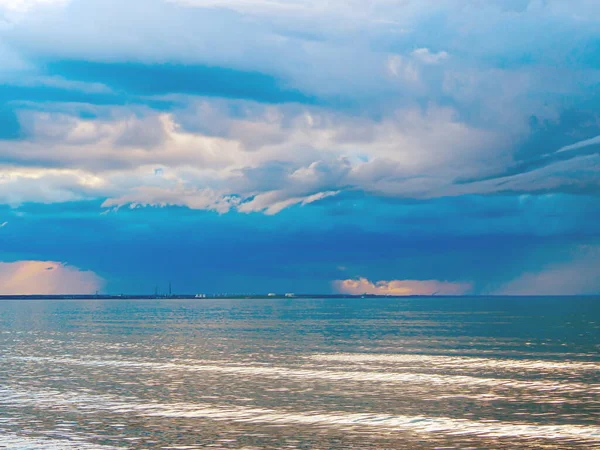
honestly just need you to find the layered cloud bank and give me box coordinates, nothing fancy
[0,0,599,214]
[1,104,598,214]
[334,278,471,296]
[0,261,103,295]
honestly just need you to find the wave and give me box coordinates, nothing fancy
[0,432,121,450]
[10,356,600,395]
[309,353,600,371]
[1,386,599,444]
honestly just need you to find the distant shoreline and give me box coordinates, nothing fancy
[0,294,445,300]
[0,294,596,300]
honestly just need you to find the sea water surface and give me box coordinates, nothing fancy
[0,296,599,449]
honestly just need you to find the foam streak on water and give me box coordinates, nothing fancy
[0,433,122,450]
[309,353,600,371]
[8,355,600,395]
[1,386,599,444]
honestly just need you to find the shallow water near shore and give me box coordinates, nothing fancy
[0,296,599,449]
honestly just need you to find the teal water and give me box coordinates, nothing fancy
[0,297,599,449]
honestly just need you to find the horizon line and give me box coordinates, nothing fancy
[0,294,598,299]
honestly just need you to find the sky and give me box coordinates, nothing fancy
[0,0,599,295]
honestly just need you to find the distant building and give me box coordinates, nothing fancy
[285,293,294,297]
[195,294,206,298]
[268,293,277,297]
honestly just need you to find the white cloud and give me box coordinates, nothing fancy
[0,0,68,13]
[102,186,241,214]
[167,0,423,25]
[2,100,594,213]
[0,42,31,74]
[556,135,600,153]
[445,155,600,197]
[411,48,449,64]
[9,75,112,94]
[386,54,421,85]
[0,104,491,210]
[0,0,599,214]
[0,260,103,295]
[494,246,600,295]
[5,0,594,103]
[0,167,105,206]
[334,277,472,296]
[0,221,7,227]
[237,190,338,215]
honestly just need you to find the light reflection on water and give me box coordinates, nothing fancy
[0,297,599,449]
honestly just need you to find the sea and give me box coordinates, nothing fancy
[0,296,599,449]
